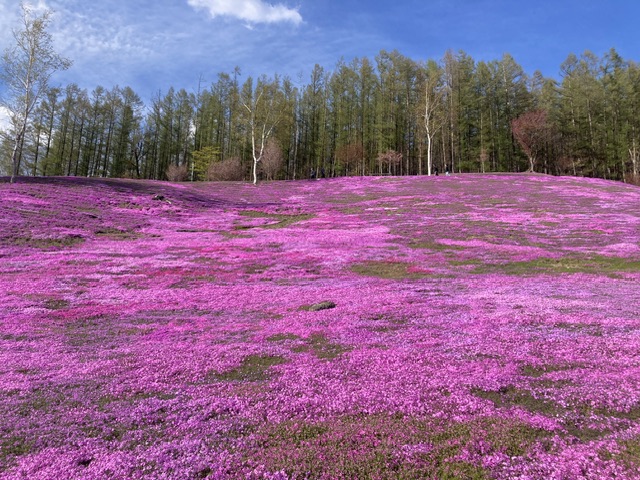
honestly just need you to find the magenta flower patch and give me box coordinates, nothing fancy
[1,175,639,479]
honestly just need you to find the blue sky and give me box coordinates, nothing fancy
[0,0,638,103]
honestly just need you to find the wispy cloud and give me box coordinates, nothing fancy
[0,106,12,134]
[187,0,302,25]
[0,1,19,46]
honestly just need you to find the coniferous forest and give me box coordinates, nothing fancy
[2,48,639,183]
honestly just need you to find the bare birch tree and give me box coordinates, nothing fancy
[629,140,639,182]
[241,76,284,185]
[422,61,444,176]
[1,2,71,182]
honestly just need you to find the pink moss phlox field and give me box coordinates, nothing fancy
[1,174,640,479]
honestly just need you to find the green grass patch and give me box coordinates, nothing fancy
[97,391,177,409]
[449,259,485,267]
[247,414,549,479]
[0,334,29,342]
[339,206,363,214]
[292,333,351,360]
[409,241,464,251]
[117,202,145,210]
[365,314,409,333]
[472,386,561,417]
[219,231,252,239]
[299,301,337,312]
[176,228,218,233]
[94,227,141,240]
[0,434,35,466]
[325,194,380,204]
[266,333,302,342]
[351,260,431,280]
[237,210,314,229]
[519,363,585,378]
[245,264,269,275]
[6,235,85,249]
[168,275,217,289]
[15,385,83,417]
[60,316,145,348]
[191,256,221,265]
[553,322,604,336]
[210,355,288,382]
[44,298,70,310]
[471,255,640,276]
[612,436,640,470]
[594,405,640,421]
[472,385,612,441]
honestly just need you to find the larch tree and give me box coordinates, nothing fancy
[0,2,71,183]
[298,64,327,178]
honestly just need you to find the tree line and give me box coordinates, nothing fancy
[2,35,639,183]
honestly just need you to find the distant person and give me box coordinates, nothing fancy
[445,165,450,176]
[434,167,439,176]
[310,168,316,180]
[320,167,326,178]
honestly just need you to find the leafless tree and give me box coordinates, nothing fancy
[166,164,188,182]
[207,157,244,181]
[377,150,402,175]
[241,76,284,184]
[422,61,444,176]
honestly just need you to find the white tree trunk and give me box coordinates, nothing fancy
[10,126,25,183]
[423,79,441,177]
[426,133,433,177]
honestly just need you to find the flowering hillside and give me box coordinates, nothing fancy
[1,174,640,479]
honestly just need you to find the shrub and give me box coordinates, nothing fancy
[261,139,283,181]
[207,157,244,181]
[166,164,189,182]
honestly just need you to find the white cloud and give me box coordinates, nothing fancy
[187,0,302,25]
[0,106,12,133]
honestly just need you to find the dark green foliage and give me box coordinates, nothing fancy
[8,48,639,182]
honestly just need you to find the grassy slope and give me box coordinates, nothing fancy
[1,174,640,479]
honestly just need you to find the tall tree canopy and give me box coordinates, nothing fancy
[1,44,639,184]
[0,2,71,183]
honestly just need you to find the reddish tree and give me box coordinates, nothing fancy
[511,110,552,172]
[335,143,363,176]
[207,157,244,181]
[377,150,403,175]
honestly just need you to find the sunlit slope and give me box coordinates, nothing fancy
[1,174,639,479]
